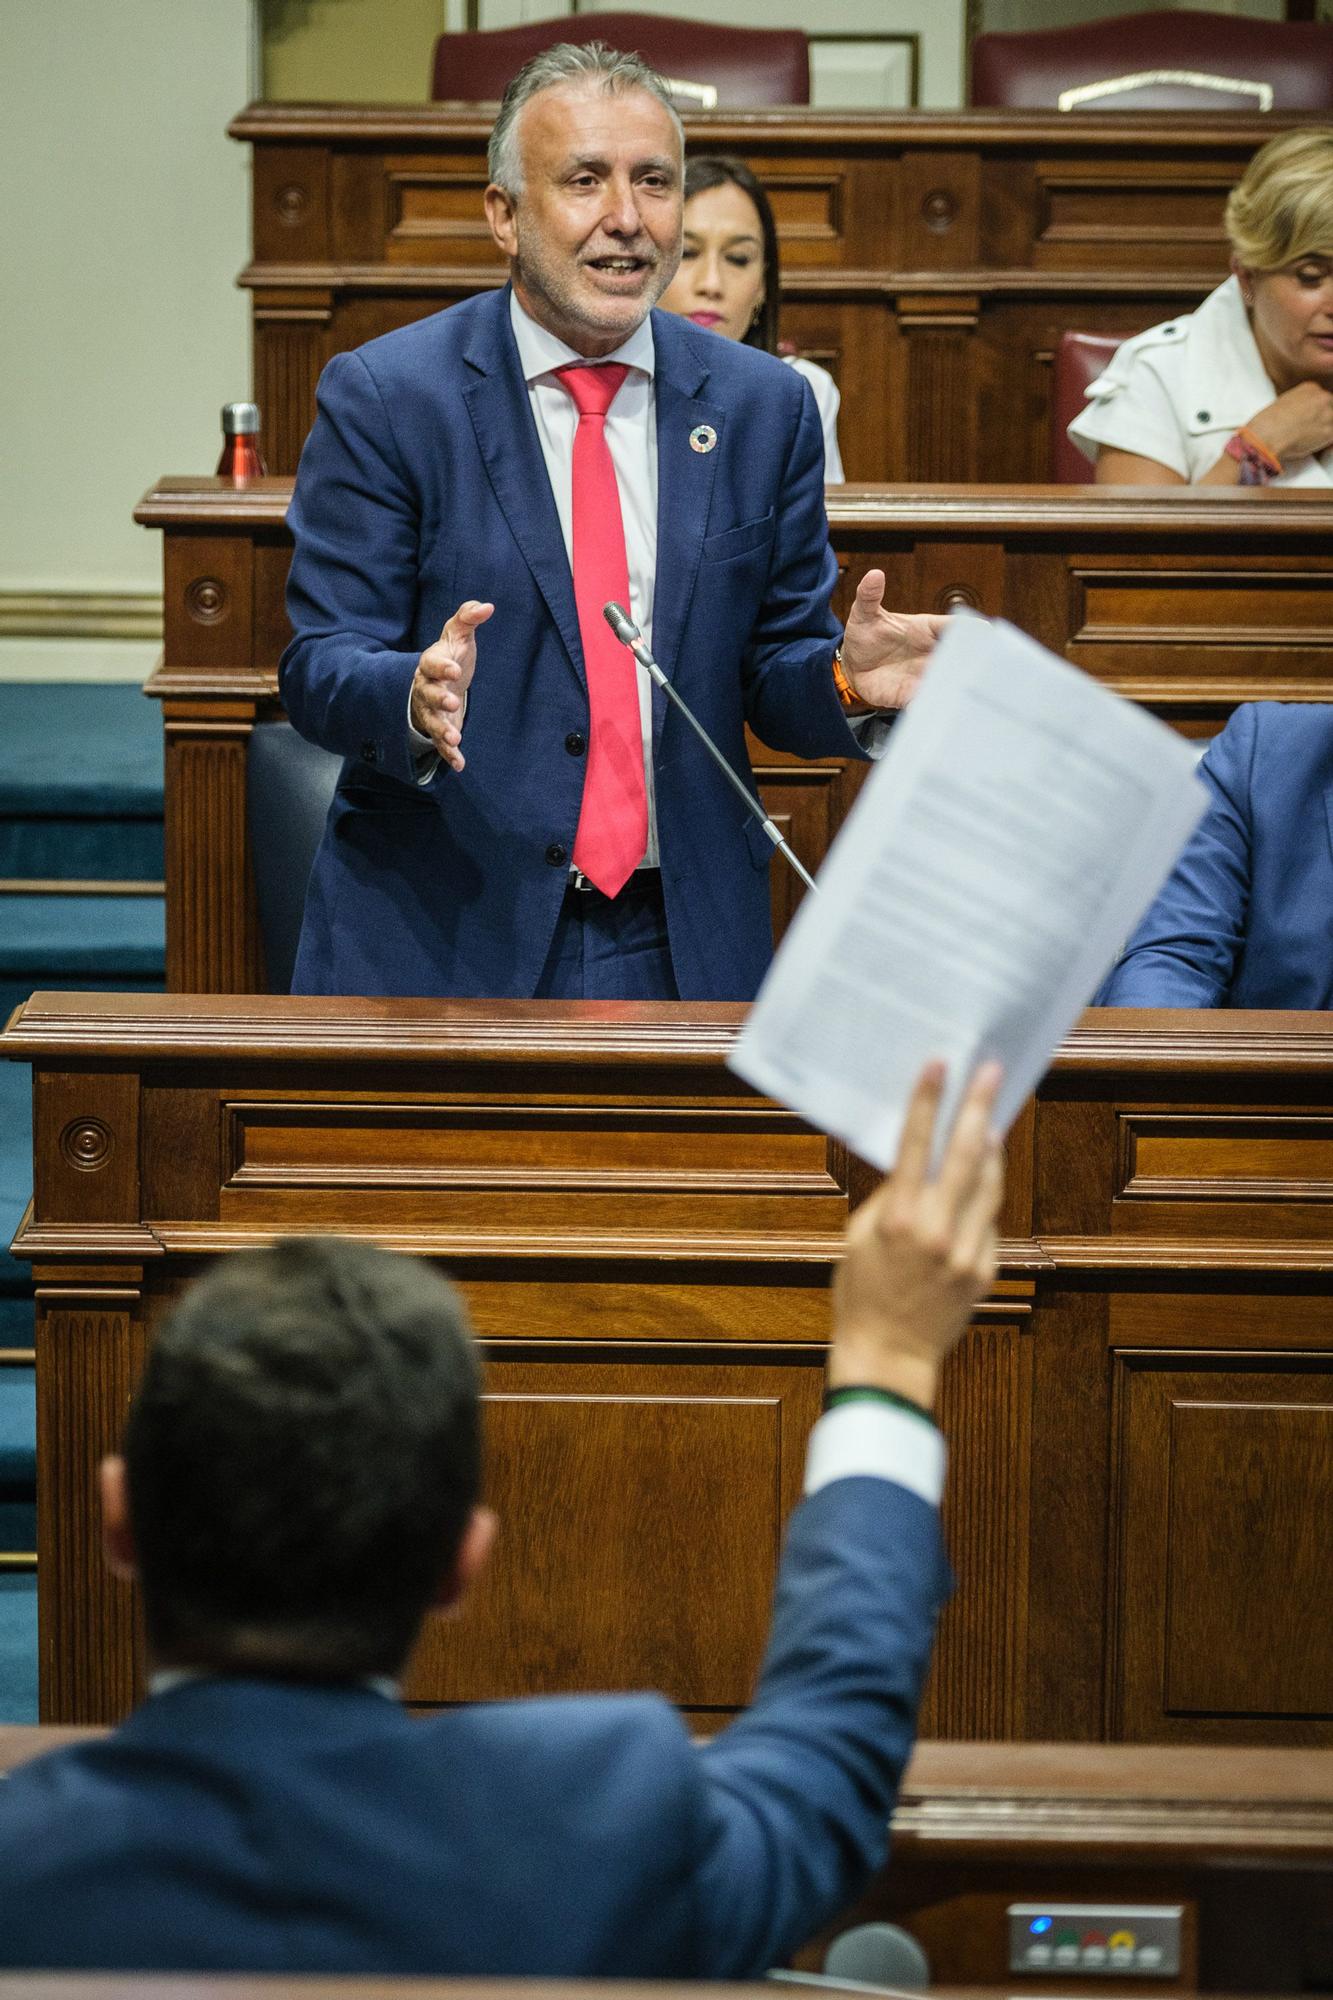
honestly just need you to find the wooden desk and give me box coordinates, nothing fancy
[134,477,1333,994]
[4,995,1331,1752]
[229,104,1306,482]
[2,1730,1330,1991]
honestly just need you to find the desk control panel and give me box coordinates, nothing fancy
[1009,1904,1183,1977]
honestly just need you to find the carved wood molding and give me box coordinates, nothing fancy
[0,590,162,642]
[896,1742,1333,1855]
[891,1787,1333,1856]
[134,477,1333,538]
[226,102,1296,148]
[235,260,1231,302]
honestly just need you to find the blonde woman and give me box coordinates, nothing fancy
[1069,127,1333,486]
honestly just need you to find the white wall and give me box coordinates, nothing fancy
[0,0,254,680]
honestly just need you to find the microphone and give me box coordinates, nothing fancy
[823,1923,930,1990]
[602,602,819,896]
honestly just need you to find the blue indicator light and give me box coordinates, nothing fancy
[1029,1918,1053,1936]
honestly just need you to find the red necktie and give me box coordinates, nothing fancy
[555,362,648,899]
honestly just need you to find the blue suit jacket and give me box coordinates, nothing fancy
[279,288,861,1001]
[1098,702,1333,1008]
[0,1477,946,1974]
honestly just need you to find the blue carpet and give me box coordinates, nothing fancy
[0,1573,38,1722]
[0,1058,32,1297]
[0,1297,32,1343]
[0,684,166,1722]
[0,816,163,882]
[0,894,165,978]
[0,1368,35,1481]
[0,684,161,817]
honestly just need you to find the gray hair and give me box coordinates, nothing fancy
[487,41,684,197]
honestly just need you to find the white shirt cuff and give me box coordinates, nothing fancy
[803,1400,945,1508]
[846,709,895,759]
[407,688,467,784]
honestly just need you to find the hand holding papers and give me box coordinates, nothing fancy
[730,615,1208,1168]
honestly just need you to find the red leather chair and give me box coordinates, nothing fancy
[971,10,1333,111]
[1052,331,1125,482]
[431,13,809,108]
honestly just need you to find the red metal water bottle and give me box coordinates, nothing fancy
[216,403,267,483]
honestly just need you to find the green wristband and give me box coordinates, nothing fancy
[822,1383,935,1426]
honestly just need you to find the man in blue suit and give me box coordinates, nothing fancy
[0,1062,1002,1973]
[1099,702,1333,1007]
[280,41,943,1001]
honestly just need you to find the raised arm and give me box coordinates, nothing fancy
[690,1062,1003,1976]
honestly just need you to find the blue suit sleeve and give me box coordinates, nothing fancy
[279,349,430,787]
[1098,706,1257,1006]
[687,1477,948,1977]
[739,377,867,764]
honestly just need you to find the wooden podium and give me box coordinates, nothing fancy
[5,993,1332,1747]
[135,477,1333,996]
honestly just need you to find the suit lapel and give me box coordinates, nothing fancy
[460,289,584,683]
[651,315,723,748]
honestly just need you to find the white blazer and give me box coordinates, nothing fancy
[1067,275,1333,486]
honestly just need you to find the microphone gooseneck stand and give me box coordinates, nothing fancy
[602,601,820,897]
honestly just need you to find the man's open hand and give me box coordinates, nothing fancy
[410,599,494,773]
[829,1061,1003,1412]
[840,569,948,711]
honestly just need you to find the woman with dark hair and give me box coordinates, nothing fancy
[660,155,845,481]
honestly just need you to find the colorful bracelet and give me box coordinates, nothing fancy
[832,647,860,708]
[823,1383,936,1426]
[1223,426,1283,486]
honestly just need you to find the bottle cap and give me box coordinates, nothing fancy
[221,402,261,435]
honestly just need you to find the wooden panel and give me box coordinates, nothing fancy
[750,756,864,947]
[36,1298,145,1724]
[776,300,897,483]
[405,1351,819,1707]
[755,165,848,262]
[162,718,264,994]
[224,1097,836,1192]
[1120,1113,1333,1203]
[1030,160,1232,269]
[897,151,981,272]
[250,142,330,265]
[1036,1091,1333,1250]
[1071,567,1333,656]
[254,312,330,482]
[920,1315,1034,1741]
[898,300,980,482]
[1110,1354,1333,1743]
[163,534,254,677]
[229,106,1284,474]
[386,166,498,261]
[31,1071,140,1231]
[15,996,1333,1741]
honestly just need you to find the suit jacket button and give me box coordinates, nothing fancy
[360,741,378,765]
[565,731,586,756]
[546,842,568,867]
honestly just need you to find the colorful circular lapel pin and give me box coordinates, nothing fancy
[689,424,718,454]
